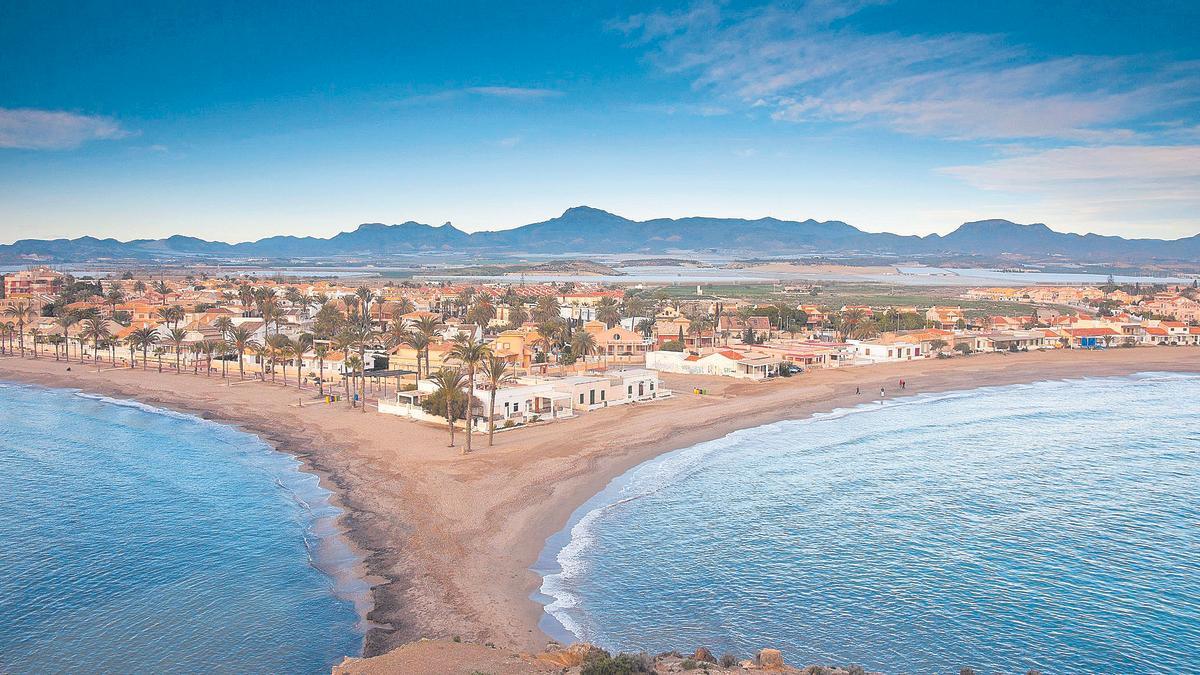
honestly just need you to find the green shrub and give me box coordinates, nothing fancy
[720,653,737,668]
[581,652,653,675]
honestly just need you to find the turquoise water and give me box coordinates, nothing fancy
[537,373,1200,674]
[0,382,365,674]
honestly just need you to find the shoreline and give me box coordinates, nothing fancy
[3,348,1200,659]
[529,368,1200,648]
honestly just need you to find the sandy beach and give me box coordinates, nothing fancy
[3,347,1199,659]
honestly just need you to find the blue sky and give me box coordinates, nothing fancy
[2,0,1198,244]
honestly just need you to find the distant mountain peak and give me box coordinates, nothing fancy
[561,205,615,216]
[2,207,1197,263]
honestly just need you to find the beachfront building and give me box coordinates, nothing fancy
[582,320,653,358]
[3,266,66,298]
[378,368,667,427]
[848,338,923,363]
[646,348,784,379]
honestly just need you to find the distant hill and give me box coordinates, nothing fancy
[4,206,1200,263]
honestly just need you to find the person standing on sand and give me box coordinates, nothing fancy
[856,386,860,395]
[880,386,885,402]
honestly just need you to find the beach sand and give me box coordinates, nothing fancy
[3,347,1199,658]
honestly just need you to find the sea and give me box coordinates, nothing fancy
[0,381,365,674]
[536,373,1200,674]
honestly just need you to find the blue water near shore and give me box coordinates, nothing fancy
[536,373,1200,674]
[0,381,365,674]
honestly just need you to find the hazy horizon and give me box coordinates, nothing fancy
[8,205,1200,248]
[3,1,1199,243]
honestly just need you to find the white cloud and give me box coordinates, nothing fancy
[494,136,522,148]
[396,86,562,106]
[941,145,1200,236]
[463,86,562,99]
[0,108,130,150]
[616,2,1199,142]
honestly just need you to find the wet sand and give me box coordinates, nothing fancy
[3,347,1199,657]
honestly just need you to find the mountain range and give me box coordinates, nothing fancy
[4,206,1200,263]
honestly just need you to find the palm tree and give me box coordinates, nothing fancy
[213,316,234,339]
[313,344,328,395]
[252,343,270,378]
[275,337,296,387]
[228,326,257,380]
[346,318,376,412]
[344,354,362,405]
[294,333,313,389]
[838,308,868,341]
[429,366,468,448]
[81,318,112,372]
[402,330,430,381]
[168,327,188,373]
[29,328,42,359]
[157,305,183,329]
[54,312,80,362]
[0,321,13,355]
[571,329,598,367]
[266,333,292,384]
[105,287,125,315]
[596,296,621,327]
[332,328,360,406]
[446,334,491,453]
[5,301,36,357]
[355,286,374,324]
[481,354,515,447]
[129,327,160,370]
[210,339,228,378]
[200,340,217,376]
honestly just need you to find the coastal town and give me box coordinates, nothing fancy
[3,264,1198,448]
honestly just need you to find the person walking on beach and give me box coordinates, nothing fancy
[880,386,885,402]
[856,386,860,395]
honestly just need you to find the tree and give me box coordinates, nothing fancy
[228,326,257,380]
[928,338,948,354]
[54,311,80,362]
[313,344,328,394]
[401,330,430,380]
[4,301,36,357]
[129,327,160,370]
[480,354,515,446]
[266,333,292,384]
[200,340,218,376]
[29,328,42,358]
[426,367,469,448]
[274,336,296,386]
[105,287,125,315]
[294,333,313,389]
[506,304,528,329]
[467,299,496,327]
[661,339,684,352]
[168,327,188,373]
[81,318,112,372]
[596,297,621,327]
[533,296,561,324]
[571,330,598,366]
[446,334,491,453]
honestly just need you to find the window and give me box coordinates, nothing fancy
[628,385,633,395]
[601,390,606,401]
[579,393,584,404]
[589,390,596,405]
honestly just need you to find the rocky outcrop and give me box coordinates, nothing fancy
[334,639,876,674]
